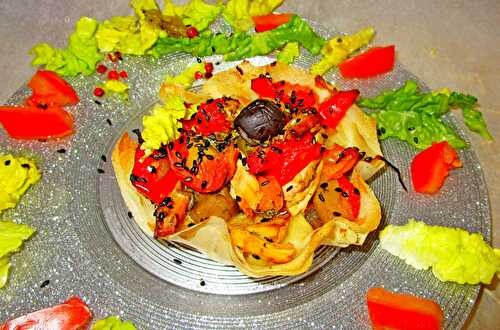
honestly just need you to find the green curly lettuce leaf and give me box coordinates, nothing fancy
[0,220,36,288]
[224,15,324,60]
[163,0,222,31]
[152,15,324,60]
[222,0,284,32]
[380,219,500,285]
[358,80,492,149]
[448,92,493,140]
[92,315,137,330]
[276,42,299,64]
[0,154,41,213]
[30,17,103,76]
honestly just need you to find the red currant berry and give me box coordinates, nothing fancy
[108,70,119,80]
[186,26,199,38]
[204,62,214,73]
[96,64,107,74]
[93,87,105,97]
[194,71,203,80]
[119,70,128,78]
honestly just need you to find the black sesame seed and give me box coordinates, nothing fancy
[260,218,271,223]
[127,211,133,218]
[196,57,202,63]
[21,163,30,169]
[380,127,386,134]
[100,155,106,162]
[333,211,342,217]
[286,185,294,192]
[190,165,199,175]
[318,193,326,202]
[147,165,157,174]
[252,254,261,260]
[174,162,183,168]
[157,212,165,220]
[341,191,349,198]
[97,168,105,174]
[265,237,274,242]
[241,157,247,166]
[320,182,328,189]
[183,176,193,183]
[364,156,373,162]
[321,133,328,139]
[408,127,415,131]
[200,280,206,286]
[205,154,214,160]
[235,196,242,202]
[211,46,216,53]
[201,180,208,189]
[335,187,343,193]
[353,188,360,195]
[57,148,66,154]
[94,100,102,105]
[260,180,270,186]
[175,151,182,159]
[173,258,182,265]
[413,137,419,143]
[4,160,11,166]
[188,223,195,227]
[168,142,174,150]
[40,280,50,288]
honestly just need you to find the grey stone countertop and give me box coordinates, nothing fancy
[0,1,498,328]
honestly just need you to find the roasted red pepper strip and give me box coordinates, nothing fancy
[1,296,92,330]
[339,45,396,79]
[317,89,360,129]
[182,98,232,136]
[337,175,361,219]
[367,287,444,330]
[322,145,362,180]
[167,134,239,193]
[251,76,318,110]
[247,132,322,185]
[130,145,178,204]
[411,141,462,194]
[0,105,74,139]
[252,13,293,32]
[26,70,79,107]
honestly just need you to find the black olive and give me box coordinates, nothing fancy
[234,99,286,144]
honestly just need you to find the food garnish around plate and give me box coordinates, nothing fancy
[0,296,91,329]
[0,220,35,288]
[112,60,385,277]
[367,287,444,330]
[380,219,500,284]
[91,315,137,330]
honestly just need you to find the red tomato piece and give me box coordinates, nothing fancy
[411,141,461,194]
[0,105,73,140]
[252,13,293,32]
[130,145,178,204]
[247,133,322,186]
[1,296,92,330]
[339,45,396,79]
[26,70,79,107]
[318,89,359,129]
[367,287,444,330]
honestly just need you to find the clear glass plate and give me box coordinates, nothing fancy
[0,21,490,329]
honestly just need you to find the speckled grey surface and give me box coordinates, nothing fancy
[0,14,491,328]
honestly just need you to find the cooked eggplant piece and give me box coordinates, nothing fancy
[234,99,286,144]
